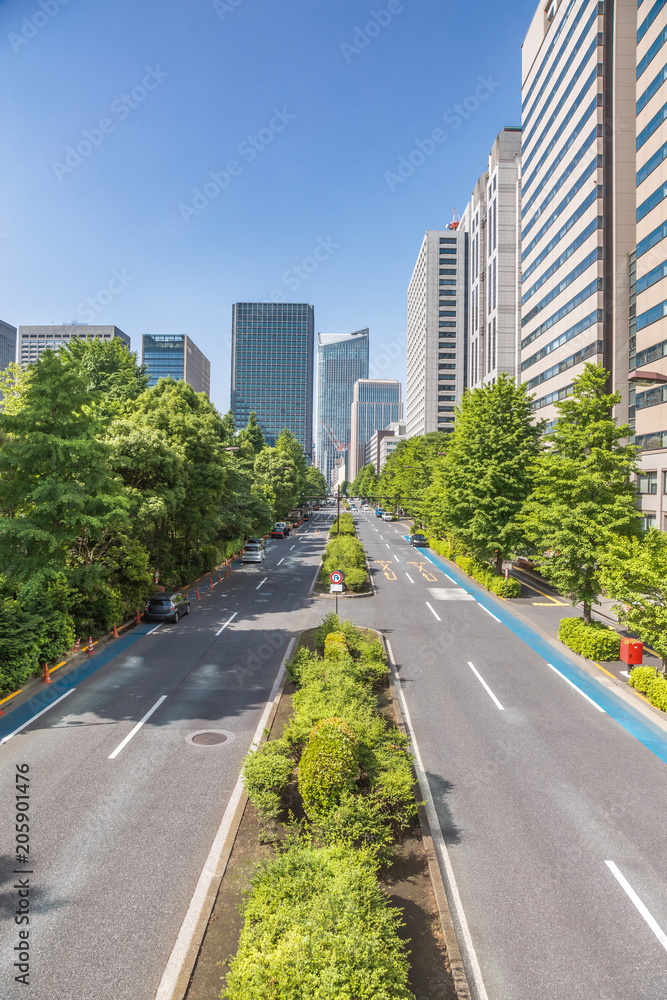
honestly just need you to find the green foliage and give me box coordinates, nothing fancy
[243,740,294,828]
[521,364,640,623]
[628,667,667,710]
[351,463,378,498]
[329,512,356,536]
[488,575,522,598]
[298,717,358,814]
[424,374,543,573]
[321,535,368,591]
[324,630,348,658]
[254,430,307,520]
[305,464,329,499]
[236,411,265,456]
[599,529,667,673]
[429,537,455,560]
[61,337,148,418]
[376,432,450,523]
[558,617,621,661]
[223,843,414,1000]
[0,362,31,415]
[627,666,656,694]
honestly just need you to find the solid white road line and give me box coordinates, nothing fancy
[385,542,391,549]
[255,577,268,590]
[108,695,167,760]
[155,637,295,1000]
[394,555,400,563]
[406,573,415,584]
[546,663,605,713]
[146,622,164,635]
[605,861,667,952]
[215,612,238,636]
[277,557,284,566]
[386,641,489,1000]
[0,689,76,746]
[467,661,504,711]
[425,601,441,621]
[479,605,501,623]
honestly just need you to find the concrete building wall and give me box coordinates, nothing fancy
[18,324,130,364]
[0,320,17,371]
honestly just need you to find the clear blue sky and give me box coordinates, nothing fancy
[0,0,536,415]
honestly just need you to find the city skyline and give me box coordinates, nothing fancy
[316,328,369,484]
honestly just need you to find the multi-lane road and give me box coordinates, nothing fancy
[1,506,666,1000]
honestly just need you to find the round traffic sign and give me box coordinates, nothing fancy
[330,570,345,584]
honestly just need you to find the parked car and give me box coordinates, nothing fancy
[275,520,290,536]
[382,512,394,522]
[144,592,190,623]
[375,508,384,518]
[363,504,371,511]
[271,525,286,539]
[247,536,267,551]
[411,533,428,547]
[242,542,266,563]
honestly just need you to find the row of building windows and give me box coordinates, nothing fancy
[637,140,667,188]
[638,0,667,44]
[637,24,667,80]
[637,62,667,116]
[631,336,667,370]
[522,246,600,323]
[523,126,597,229]
[522,308,601,364]
[524,339,602,390]
[521,278,601,347]
[637,100,667,151]
[637,257,667,295]
[521,215,601,303]
[523,91,599,194]
[522,187,600,280]
[522,156,597,256]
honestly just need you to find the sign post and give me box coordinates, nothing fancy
[504,565,509,600]
[330,570,345,615]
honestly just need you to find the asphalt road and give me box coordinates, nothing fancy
[0,515,332,1000]
[349,509,667,1000]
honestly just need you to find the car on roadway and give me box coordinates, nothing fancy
[411,533,428,547]
[144,592,191,623]
[247,536,267,551]
[271,525,286,539]
[375,508,384,518]
[382,511,394,522]
[242,542,266,563]
[276,520,291,535]
[363,504,371,511]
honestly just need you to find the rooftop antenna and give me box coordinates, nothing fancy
[448,207,460,230]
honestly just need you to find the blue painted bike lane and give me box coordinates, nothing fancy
[417,544,667,768]
[0,623,158,746]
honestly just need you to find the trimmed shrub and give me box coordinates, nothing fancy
[298,717,358,814]
[321,534,368,592]
[629,666,667,712]
[329,513,356,537]
[242,740,294,827]
[324,630,348,659]
[223,843,414,1000]
[558,617,621,661]
[429,537,455,561]
[488,575,522,598]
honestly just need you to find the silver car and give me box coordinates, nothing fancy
[242,542,265,563]
[144,592,191,623]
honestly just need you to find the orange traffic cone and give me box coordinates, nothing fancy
[73,637,81,654]
[136,608,142,624]
[209,577,214,589]
[112,623,119,639]
[43,663,52,684]
[196,587,200,599]
[225,564,229,578]
[87,637,94,655]
[218,571,222,583]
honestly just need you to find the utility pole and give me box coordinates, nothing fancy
[336,488,341,535]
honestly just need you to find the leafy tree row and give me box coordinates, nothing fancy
[0,341,326,694]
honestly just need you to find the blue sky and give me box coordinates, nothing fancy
[0,0,537,415]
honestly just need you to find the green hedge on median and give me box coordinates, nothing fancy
[558,617,621,661]
[320,535,368,591]
[329,513,356,537]
[628,666,667,712]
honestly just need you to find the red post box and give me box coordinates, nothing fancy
[620,638,643,665]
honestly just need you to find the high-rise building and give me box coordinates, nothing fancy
[316,329,369,485]
[18,324,130,365]
[349,379,403,481]
[231,302,314,454]
[142,334,211,396]
[630,0,667,529]
[365,421,407,474]
[406,225,468,438]
[459,127,521,390]
[0,320,17,371]
[519,0,635,428]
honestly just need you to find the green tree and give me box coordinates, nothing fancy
[426,375,542,573]
[379,432,449,521]
[222,409,237,445]
[0,362,31,415]
[0,351,128,583]
[305,464,328,500]
[600,529,667,675]
[254,447,301,519]
[521,364,640,623]
[62,337,148,417]
[237,411,266,456]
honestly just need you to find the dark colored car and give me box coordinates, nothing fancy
[411,533,428,547]
[144,592,191,622]
[271,526,286,539]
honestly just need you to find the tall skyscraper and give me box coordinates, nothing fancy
[406,225,468,438]
[316,329,369,485]
[630,0,667,528]
[349,378,403,481]
[0,320,17,372]
[459,126,521,390]
[18,324,130,365]
[142,334,211,396]
[231,302,314,453]
[519,0,635,428]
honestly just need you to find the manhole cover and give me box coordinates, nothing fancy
[192,732,227,745]
[185,729,236,747]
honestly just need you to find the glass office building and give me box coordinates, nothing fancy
[316,329,369,485]
[142,334,210,396]
[231,302,314,453]
[349,379,403,481]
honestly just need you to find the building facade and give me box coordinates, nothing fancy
[365,420,408,473]
[349,379,403,481]
[406,225,468,438]
[461,127,522,390]
[316,329,369,485]
[0,320,16,371]
[519,0,636,428]
[18,324,130,365]
[631,0,667,528]
[231,302,314,454]
[142,334,211,395]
